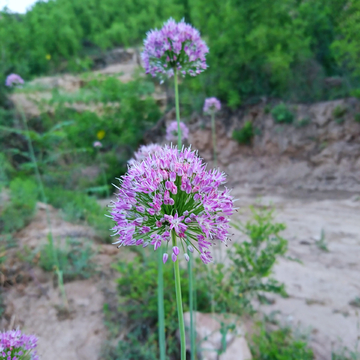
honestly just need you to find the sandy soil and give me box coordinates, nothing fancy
[230,186,360,360]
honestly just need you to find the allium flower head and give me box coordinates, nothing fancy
[128,144,164,166]
[142,18,209,82]
[0,329,39,360]
[5,74,24,87]
[110,145,234,264]
[203,97,221,114]
[166,121,189,142]
[93,141,102,148]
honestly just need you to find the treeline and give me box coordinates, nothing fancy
[1,0,360,104]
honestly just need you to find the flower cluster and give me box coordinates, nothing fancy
[128,144,164,165]
[0,330,39,360]
[93,141,102,148]
[203,97,221,114]
[5,74,24,87]
[166,121,189,142]
[110,145,234,264]
[142,18,208,82]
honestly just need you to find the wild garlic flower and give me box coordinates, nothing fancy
[128,144,164,166]
[110,145,234,264]
[5,74,24,87]
[142,18,208,82]
[93,141,102,148]
[203,97,221,114]
[165,121,189,142]
[0,330,39,360]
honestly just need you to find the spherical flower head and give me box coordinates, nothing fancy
[128,144,164,166]
[141,18,209,82]
[0,329,39,360]
[110,145,234,264]
[93,141,102,148]
[5,74,24,87]
[166,121,189,142]
[203,97,221,114]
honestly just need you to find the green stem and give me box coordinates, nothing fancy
[158,250,166,360]
[172,231,186,360]
[174,70,182,149]
[18,105,68,308]
[188,250,196,360]
[211,112,217,167]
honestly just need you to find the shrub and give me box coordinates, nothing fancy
[207,206,288,315]
[0,178,38,234]
[38,237,96,282]
[251,320,314,360]
[271,104,294,124]
[333,105,347,119]
[232,121,254,145]
[44,187,113,242]
[355,114,360,122]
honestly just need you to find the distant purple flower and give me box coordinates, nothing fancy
[166,121,189,142]
[142,18,209,82]
[128,144,164,165]
[203,97,221,114]
[109,145,234,264]
[5,74,24,87]
[93,141,102,148]
[0,329,39,360]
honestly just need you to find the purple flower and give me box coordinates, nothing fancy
[5,74,24,87]
[128,144,164,165]
[166,121,189,142]
[0,330,39,360]
[203,97,221,114]
[142,18,209,82]
[109,145,234,264]
[93,141,102,148]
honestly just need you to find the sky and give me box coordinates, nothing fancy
[0,0,42,13]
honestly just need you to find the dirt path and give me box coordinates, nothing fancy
[230,186,360,360]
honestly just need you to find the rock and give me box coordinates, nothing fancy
[182,312,252,360]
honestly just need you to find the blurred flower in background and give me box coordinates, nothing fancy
[5,73,24,87]
[166,121,189,142]
[96,130,106,140]
[93,141,102,148]
[203,97,221,114]
[128,143,164,165]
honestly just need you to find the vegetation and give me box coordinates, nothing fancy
[271,103,294,124]
[232,121,255,145]
[103,206,292,359]
[2,0,360,106]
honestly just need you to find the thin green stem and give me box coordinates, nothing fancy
[172,231,186,360]
[158,250,166,360]
[174,70,182,149]
[188,250,196,360]
[18,106,68,308]
[211,112,217,167]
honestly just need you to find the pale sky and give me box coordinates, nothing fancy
[0,0,43,13]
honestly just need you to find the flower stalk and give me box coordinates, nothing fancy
[158,249,166,360]
[172,230,186,360]
[211,112,217,167]
[174,70,182,149]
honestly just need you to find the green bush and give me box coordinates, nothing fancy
[271,104,294,124]
[232,121,255,145]
[45,187,113,242]
[39,237,97,282]
[333,105,347,119]
[0,178,38,234]
[205,206,288,315]
[251,320,314,360]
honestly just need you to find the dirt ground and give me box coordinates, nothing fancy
[1,185,359,360]
[230,185,360,360]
